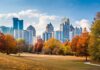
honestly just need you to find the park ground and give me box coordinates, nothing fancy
[0,53,100,70]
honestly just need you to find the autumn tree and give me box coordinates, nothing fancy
[70,28,89,61]
[43,38,66,55]
[63,40,72,55]
[16,39,26,53]
[64,40,70,46]
[77,28,89,61]
[70,35,80,54]
[89,20,100,62]
[34,37,44,53]
[4,34,17,54]
[0,32,6,52]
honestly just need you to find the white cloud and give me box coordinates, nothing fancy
[74,19,91,32]
[0,9,91,36]
[0,9,60,36]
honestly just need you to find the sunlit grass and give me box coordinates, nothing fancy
[0,53,100,70]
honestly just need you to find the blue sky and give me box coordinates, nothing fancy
[0,0,100,20]
[0,0,100,35]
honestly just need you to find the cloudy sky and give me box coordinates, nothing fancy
[0,0,100,36]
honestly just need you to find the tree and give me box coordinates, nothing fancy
[70,28,89,61]
[16,39,26,55]
[63,40,72,55]
[70,35,80,54]
[77,28,89,61]
[0,32,6,52]
[89,20,100,62]
[43,38,65,55]
[34,38,44,53]
[4,34,17,54]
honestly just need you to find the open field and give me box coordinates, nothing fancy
[0,53,100,70]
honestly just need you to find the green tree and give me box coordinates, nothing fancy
[89,20,100,62]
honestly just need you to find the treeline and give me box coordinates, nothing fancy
[34,20,100,62]
[33,31,89,56]
[0,33,33,55]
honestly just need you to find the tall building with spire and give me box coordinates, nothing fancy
[43,22,54,41]
[46,22,54,32]
[60,18,70,42]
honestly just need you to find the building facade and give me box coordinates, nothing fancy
[53,31,63,42]
[13,17,23,30]
[43,22,54,41]
[0,26,14,35]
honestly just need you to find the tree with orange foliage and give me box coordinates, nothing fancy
[34,37,44,53]
[70,35,80,53]
[77,28,89,61]
[4,34,17,54]
[0,32,6,52]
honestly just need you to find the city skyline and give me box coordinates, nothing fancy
[0,0,100,35]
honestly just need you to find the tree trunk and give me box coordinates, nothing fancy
[86,55,88,61]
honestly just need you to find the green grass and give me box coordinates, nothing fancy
[0,53,100,70]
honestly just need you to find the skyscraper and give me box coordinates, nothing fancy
[27,25,36,44]
[0,26,14,35]
[43,32,52,41]
[46,22,54,32]
[74,27,82,36]
[13,17,23,30]
[43,22,54,41]
[27,25,36,36]
[53,31,63,42]
[60,18,70,42]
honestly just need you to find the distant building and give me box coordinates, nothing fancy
[60,18,72,42]
[13,17,23,30]
[14,29,34,45]
[14,29,24,39]
[0,26,14,35]
[43,22,54,41]
[69,31,74,41]
[27,25,36,44]
[74,27,82,36]
[46,22,54,32]
[23,30,33,45]
[60,18,70,41]
[43,32,52,41]
[27,25,36,36]
[53,31,63,42]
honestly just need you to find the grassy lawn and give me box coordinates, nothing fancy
[0,53,100,70]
